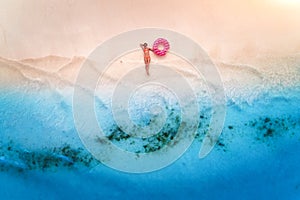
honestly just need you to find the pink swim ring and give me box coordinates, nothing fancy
[152,38,170,56]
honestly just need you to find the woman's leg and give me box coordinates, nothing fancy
[145,64,150,75]
[144,57,150,75]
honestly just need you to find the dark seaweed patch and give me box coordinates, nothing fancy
[107,126,130,141]
[218,142,225,147]
[105,110,211,154]
[264,128,274,137]
[248,115,297,142]
[215,136,227,152]
[0,143,98,173]
[105,109,183,153]
[106,120,179,154]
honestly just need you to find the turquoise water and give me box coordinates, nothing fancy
[0,83,299,199]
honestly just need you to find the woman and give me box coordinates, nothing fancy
[140,43,152,76]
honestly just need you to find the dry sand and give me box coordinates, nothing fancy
[0,0,299,61]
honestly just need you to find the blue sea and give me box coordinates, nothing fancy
[0,56,300,199]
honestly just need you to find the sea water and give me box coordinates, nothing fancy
[0,55,299,199]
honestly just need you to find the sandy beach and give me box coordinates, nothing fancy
[0,0,300,60]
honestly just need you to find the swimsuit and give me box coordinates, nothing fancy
[143,48,151,64]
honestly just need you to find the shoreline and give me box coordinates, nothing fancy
[0,54,299,106]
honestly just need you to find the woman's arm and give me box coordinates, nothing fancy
[140,43,144,49]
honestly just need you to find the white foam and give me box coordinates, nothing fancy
[0,54,299,106]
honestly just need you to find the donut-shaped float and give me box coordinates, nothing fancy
[152,38,170,56]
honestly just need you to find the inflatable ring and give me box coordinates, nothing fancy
[152,38,170,56]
